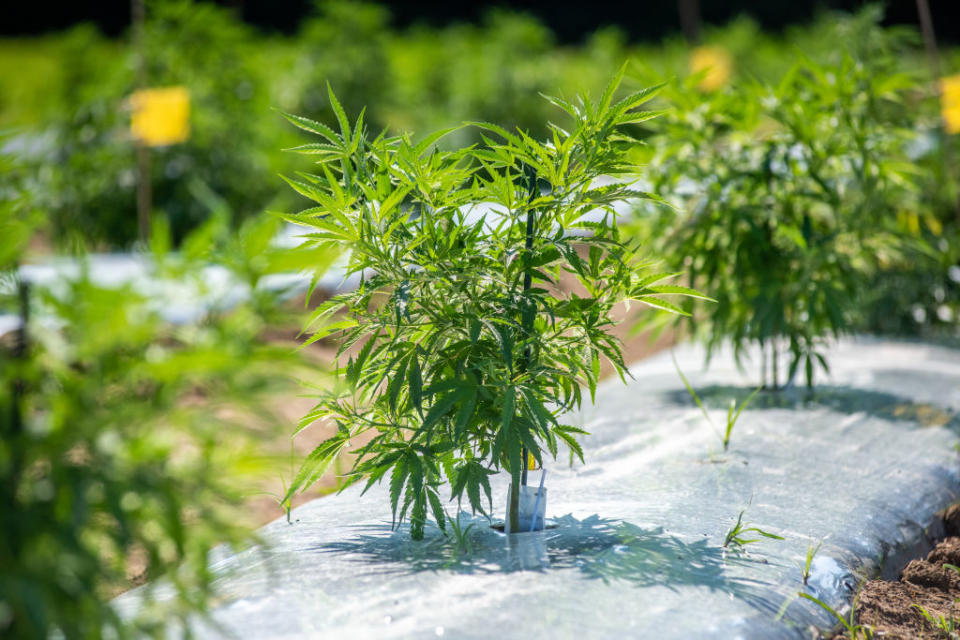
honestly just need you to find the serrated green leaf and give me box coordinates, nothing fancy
[278,110,342,145]
[327,83,351,141]
[427,488,446,532]
[408,353,423,415]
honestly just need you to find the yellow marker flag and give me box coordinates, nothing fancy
[130,86,190,146]
[527,451,539,471]
[941,74,960,135]
[690,46,733,92]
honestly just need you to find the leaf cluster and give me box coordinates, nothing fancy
[0,177,302,638]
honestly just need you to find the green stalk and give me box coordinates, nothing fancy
[508,468,521,533]
[760,339,767,389]
[772,337,779,391]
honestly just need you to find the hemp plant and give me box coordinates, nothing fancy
[639,50,920,389]
[280,68,706,538]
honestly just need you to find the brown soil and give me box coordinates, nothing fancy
[836,505,960,639]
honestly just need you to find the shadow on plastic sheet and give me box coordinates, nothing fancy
[665,384,960,431]
[315,513,783,617]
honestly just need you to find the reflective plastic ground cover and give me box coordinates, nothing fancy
[116,338,960,639]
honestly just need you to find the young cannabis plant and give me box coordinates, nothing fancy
[279,67,707,538]
[673,352,759,452]
[722,508,784,551]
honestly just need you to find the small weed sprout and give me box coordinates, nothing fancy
[273,478,294,524]
[912,604,959,639]
[674,353,760,452]
[797,541,823,585]
[279,439,296,523]
[444,511,476,557]
[795,591,874,639]
[722,508,784,551]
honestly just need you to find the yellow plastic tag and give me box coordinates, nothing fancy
[527,451,539,471]
[131,86,190,146]
[689,46,733,92]
[941,74,960,135]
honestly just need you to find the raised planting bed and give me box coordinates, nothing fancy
[115,338,960,639]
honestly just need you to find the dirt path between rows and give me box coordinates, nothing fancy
[834,505,960,639]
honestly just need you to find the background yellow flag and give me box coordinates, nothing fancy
[941,74,960,134]
[690,46,733,92]
[130,86,190,146]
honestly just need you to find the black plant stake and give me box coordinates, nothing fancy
[519,163,538,489]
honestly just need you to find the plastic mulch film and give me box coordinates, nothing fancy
[115,338,960,639]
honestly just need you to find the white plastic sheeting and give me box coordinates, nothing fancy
[115,338,960,639]
[0,239,355,335]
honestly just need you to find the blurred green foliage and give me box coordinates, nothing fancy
[0,142,325,637]
[0,2,939,246]
[292,1,392,131]
[0,0,956,339]
[22,1,285,249]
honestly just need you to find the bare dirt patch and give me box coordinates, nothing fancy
[836,506,960,639]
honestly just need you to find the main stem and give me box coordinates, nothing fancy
[760,339,767,390]
[677,0,702,45]
[772,337,779,391]
[508,470,521,532]
[520,203,535,488]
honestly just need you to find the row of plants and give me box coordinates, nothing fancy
[268,78,958,640]
[3,2,955,255]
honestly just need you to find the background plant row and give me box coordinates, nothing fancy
[0,3,952,236]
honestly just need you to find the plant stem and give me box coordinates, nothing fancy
[772,337,779,391]
[511,168,537,532]
[678,0,702,45]
[132,0,151,243]
[508,469,521,533]
[760,339,767,389]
